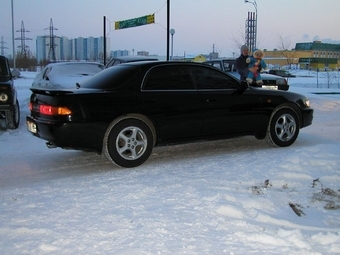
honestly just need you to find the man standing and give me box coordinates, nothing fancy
[235,45,257,82]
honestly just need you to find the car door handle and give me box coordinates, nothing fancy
[142,99,156,104]
[206,99,218,103]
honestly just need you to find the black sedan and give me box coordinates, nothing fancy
[26,61,313,168]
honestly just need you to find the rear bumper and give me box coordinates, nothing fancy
[0,104,14,119]
[0,104,15,111]
[26,115,106,152]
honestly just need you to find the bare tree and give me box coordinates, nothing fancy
[276,34,298,68]
[38,59,50,68]
[15,49,37,71]
[230,25,246,52]
[230,25,265,55]
[324,70,336,88]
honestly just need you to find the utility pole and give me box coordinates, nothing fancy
[103,16,106,65]
[167,0,170,61]
[0,36,8,55]
[44,18,59,62]
[15,20,32,56]
[11,0,16,69]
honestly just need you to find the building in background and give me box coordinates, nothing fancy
[264,41,340,70]
[35,36,110,63]
[110,50,129,58]
[137,51,150,56]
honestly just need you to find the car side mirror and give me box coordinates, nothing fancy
[11,69,20,79]
[238,81,249,91]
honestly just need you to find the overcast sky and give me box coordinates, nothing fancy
[1,0,340,58]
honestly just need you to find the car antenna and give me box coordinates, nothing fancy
[76,82,81,89]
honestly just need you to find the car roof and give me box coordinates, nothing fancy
[120,60,218,67]
[205,58,236,61]
[106,60,236,73]
[46,61,104,67]
[110,56,158,62]
[261,73,284,78]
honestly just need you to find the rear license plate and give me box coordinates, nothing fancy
[27,120,37,133]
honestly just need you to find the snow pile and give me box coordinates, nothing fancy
[0,71,339,254]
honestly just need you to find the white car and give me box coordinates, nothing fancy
[204,58,289,91]
[32,62,104,89]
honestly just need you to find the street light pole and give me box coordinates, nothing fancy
[167,0,170,61]
[170,29,175,60]
[245,0,257,52]
[11,0,16,69]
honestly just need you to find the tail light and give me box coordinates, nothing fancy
[29,103,72,115]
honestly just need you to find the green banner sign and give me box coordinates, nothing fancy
[115,14,155,30]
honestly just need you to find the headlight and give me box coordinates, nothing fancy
[276,78,287,85]
[305,99,310,107]
[0,92,9,102]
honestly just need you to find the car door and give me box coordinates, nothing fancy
[187,65,263,136]
[139,64,203,142]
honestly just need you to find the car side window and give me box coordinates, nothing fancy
[222,60,236,71]
[211,62,222,70]
[42,67,51,80]
[106,59,114,67]
[112,60,121,66]
[223,62,231,72]
[106,59,120,67]
[143,65,195,90]
[187,66,239,89]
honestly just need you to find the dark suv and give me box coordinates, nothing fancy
[268,69,296,78]
[204,58,289,91]
[0,55,20,129]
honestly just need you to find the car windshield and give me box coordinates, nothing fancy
[80,65,140,89]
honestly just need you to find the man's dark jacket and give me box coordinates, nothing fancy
[235,54,249,81]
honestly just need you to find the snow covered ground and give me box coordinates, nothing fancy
[0,70,340,254]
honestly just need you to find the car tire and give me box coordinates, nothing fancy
[6,99,20,129]
[266,107,299,147]
[103,118,154,168]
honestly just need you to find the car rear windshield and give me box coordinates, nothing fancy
[52,63,104,75]
[80,65,140,89]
